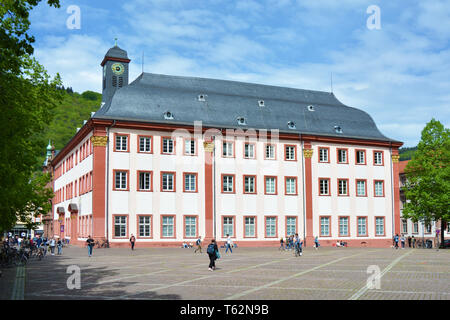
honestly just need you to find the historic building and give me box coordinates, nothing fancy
[50,44,404,247]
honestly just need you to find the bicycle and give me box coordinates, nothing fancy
[294,244,303,257]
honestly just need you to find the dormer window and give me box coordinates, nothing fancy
[258,100,265,107]
[307,105,315,111]
[287,121,296,129]
[198,94,207,101]
[237,117,247,125]
[334,126,343,134]
[164,111,174,120]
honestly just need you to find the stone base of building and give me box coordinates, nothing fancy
[64,238,425,248]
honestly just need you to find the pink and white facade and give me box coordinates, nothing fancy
[49,45,403,247]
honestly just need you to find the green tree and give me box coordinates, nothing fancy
[0,0,62,233]
[402,119,450,247]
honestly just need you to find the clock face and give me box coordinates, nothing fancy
[111,63,125,75]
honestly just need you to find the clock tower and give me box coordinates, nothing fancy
[100,41,131,104]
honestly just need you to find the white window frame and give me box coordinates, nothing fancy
[162,216,174,237]
[185,216,197,237]
[162,138,175,154]
[114,216,127,237]
[139,136,152,153]
[115,171,127,190]
[162,173,175,191]
[244,217,256,237]
[115,135,128,152]
[139,216,151,237]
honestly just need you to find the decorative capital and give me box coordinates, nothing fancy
[392,154,400,163]
[90,136,108,147]
[303,148,313,158]
[203,141,215,153]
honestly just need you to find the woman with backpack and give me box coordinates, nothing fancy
[207,239,219,271]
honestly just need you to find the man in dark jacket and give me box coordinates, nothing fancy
[207,239,219,271]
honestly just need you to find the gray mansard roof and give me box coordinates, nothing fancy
[93,72,398,142]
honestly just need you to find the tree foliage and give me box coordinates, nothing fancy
[0,0,62,232]
[402,119,450,240]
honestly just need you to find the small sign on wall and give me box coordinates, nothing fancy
[61,225,64,232]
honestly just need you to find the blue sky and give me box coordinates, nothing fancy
[29,0,450,147]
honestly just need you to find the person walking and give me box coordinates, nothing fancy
[57,238,63,255]
[225,234,233,254]
[129,234,136,251]
[194,236,202,253]
[400,234,406,249]
[394,234,399,249]
[408,236,412,248]
[49,237,56,255]
[42,237,48,256]
[207,239,219,271]
[279,237,284,251]
[412,236,416,248]
[314,236,320,250]
[86,235,95,257]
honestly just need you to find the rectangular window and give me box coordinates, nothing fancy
[138,171,152,191]
[185,216,197,237]
[244,143,255,159]
[265,144,276,159]
[139,136,152,153]
[425,223,432,233]
[374,151,384,165]
[337,149,348,164]
[223,217,234,237]
[374,180,384,197]
[162,137,175,154]
[184,173,197,192]
[413,222,419,233]
[319,178,330,196]
[222,175,234,193]
[320,217,330,236]
[139,216,151,237]
[115,135,128,152]
[356,180,367,196]
[222,141,234,157]
[161,172,175,192]
[114,216,127,237]
[244,175,256,194]
[375,217,385,236]
[162,216,175,238]
[286,217,296,236]
[402,219,408,234]
[285,177,297,195]
[265,176,277,194]
[358,217,367,236]
[265,217,277,238]
[114,171,128,190]
[356,150,366,165]
[285,145,296,161]
[338,179,348,196]
[184,139,196,155]
[319,147,329,163]
[244,217,256,237]
[339,217,349,236]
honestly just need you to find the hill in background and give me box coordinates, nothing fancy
[37,89,102,167]
[399,146,417,161]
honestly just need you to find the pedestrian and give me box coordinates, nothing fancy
[279,237,284,251]
[129,234,136,251]
[42,238,48,256]
[57,238,63,255]
[408,236,411,248]
[314,236,320,250]
[207,239,219,271]
[194,236,202,253]
[225,234,233,254]
[394,234,399,249]
[400,234,405,249]
[412,236,416,248]
[49,237,56,255]
[86,235,95,257]
[36,235,42,249]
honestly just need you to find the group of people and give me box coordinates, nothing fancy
[393,234,426,249]
[2,234,64,256]
[279,234,308,255]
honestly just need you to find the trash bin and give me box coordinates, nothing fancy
[426,239,432,248]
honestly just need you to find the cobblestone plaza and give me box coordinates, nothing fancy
[1,246,449,300]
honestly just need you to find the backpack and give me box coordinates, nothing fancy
[196,239,200,245]
[207,244,215,254]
